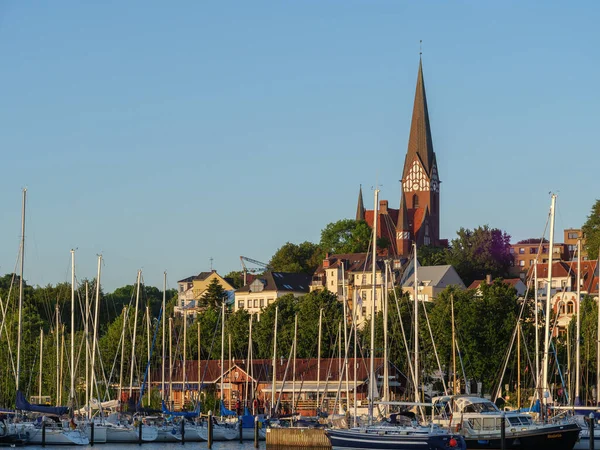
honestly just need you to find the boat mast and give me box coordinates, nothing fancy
[56,302,60,404]
[534,262,540,400]
[575,239,581,404]
[220,300,225,404]
[162,272,166,400]
[146,305,151,406]
[342,263,350,409]
[169,317,173,406]
[246,315,252,408]
[541,194,556,411]
[271,305,278,415]
[596,245,600,406]
[38,328,44,400]
[197,322,201,400]
[451,294,457,394]
[183,304,187,406]
[90,255,102,416]
[129,270,142,398]
[118,306,128,407]
[316,308,322,413]
[353,297,357,427]
[413,243,420,407]
[368,188,379,425]
[292,313,298,413]
[16,188,26,393]
[70,249,76,413]
[383,259,389,410]
[85,281,90,416]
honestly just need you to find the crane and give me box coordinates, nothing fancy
[240,256,271,286]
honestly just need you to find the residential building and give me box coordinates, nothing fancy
[311,252,403,328]
[175,270,234,317]
[468,275,527,298]
[234,272,311,316]
[510,240,568,279]
[401,264,466,302]
[564,228,587,261]
[357,58,445,257]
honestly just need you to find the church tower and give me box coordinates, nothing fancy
[396,58,440,252]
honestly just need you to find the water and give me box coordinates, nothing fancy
[26,443,264,450]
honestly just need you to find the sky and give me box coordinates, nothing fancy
[1,1,599,292]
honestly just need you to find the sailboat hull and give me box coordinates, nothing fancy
[462,422,580,450]
[105,424,158,442]
[326,428,466,450]
[25,426,89,445]
[197,423,238,441]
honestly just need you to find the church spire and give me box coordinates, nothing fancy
[404,57,435,177]
[356,185,365,221]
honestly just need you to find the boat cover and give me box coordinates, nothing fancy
[219,400,236,416]
[161,400,201,418]
[16,391,68,416]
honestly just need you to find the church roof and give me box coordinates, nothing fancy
[404,58,435,178]
[356,185,365,221]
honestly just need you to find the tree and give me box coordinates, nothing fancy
[320,219,371,255]
[445,225,513,286]
[202,278,229,307]
[269,241,321,273]
[223,271,244,290]
[582,199,600,260]
[418,245,447,266]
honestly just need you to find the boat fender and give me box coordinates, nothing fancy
[449,437,458,448]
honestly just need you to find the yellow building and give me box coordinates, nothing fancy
[176,270,234,316]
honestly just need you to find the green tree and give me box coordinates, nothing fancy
[445,225,513,286]
[223,271,244,290]
[269,241,321,273]
[582,199,600,260]
[202,278,229,307]
[320,219,371,255]
[418,245,447,266]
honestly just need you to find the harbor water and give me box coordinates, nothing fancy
[25,443,264,450]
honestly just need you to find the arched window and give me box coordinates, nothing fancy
[413,194,419,208]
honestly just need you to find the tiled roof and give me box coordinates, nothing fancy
[468,278,524,290]
[235,272,311,294]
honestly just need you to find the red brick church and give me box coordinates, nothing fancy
[356,58,444,257]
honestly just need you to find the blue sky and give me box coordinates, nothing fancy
[1,1,598,291]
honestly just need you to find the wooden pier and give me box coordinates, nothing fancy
[266,427,332,449]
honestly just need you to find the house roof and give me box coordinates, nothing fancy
[235,271,311,294]
[157,358,406,385]
[402,265,464,289]
[468,278,524,290]
[314,253,389,276]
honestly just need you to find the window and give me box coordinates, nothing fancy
[519,248,525,254]
[530,248,538,254]
[509,248,515,254]
[362,307,367,316]
[567,302,574,314]
[238,300,245,309]
[530,260,535,266]
[413,194,419,208]
[268,299,274,305]
[179,285,184,292]
[253,299,258,308]
[362,275,366,285]
[519,260,525,267]
[260,299,264,308]
[568,232,579,239]
[331,280,334,286]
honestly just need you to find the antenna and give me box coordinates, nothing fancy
[209,257,214,271]
[420,40,422,56]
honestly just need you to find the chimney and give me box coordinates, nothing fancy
[323,254,330,268]
[486,274,492,285]
[379,200,388,214]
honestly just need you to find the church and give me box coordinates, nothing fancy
[356,58,443,257]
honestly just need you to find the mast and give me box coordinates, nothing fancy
[451,294,457,394]
[16,188,26,393]
[353,294,358,427]
[85,281,89,417]
[220,300,225,403]
[517,322,521,409]
[198,322,202,401]
[146,305,151,406]
[228,333,232,408]
[271,305,278,415]
[596,245,600,406]
[70,249,75,412]
[534,262,540,400]
[292,314,298,414]
[118,307,128,407]
[129,270,142,398]
[183,305,187,405]
[90,255,102,415]
[413,243,420,406]
[56,302,60,404]
[60,325,65,405]
[541,194,556,409]
[575,239,581,404]
[368,188,379,425]
[342,263,350,409]
[162,272,166,400]
[246,315,252,408]
[316,308,322,412]
[169,317,173,406]
[383,259,389,409]
[38,328,44,400]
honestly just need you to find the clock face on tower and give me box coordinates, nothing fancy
[403,160,430,193]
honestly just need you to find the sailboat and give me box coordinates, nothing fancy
[326,188,466,450]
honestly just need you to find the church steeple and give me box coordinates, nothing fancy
[356,185,365,221]
[404,58,435,178]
